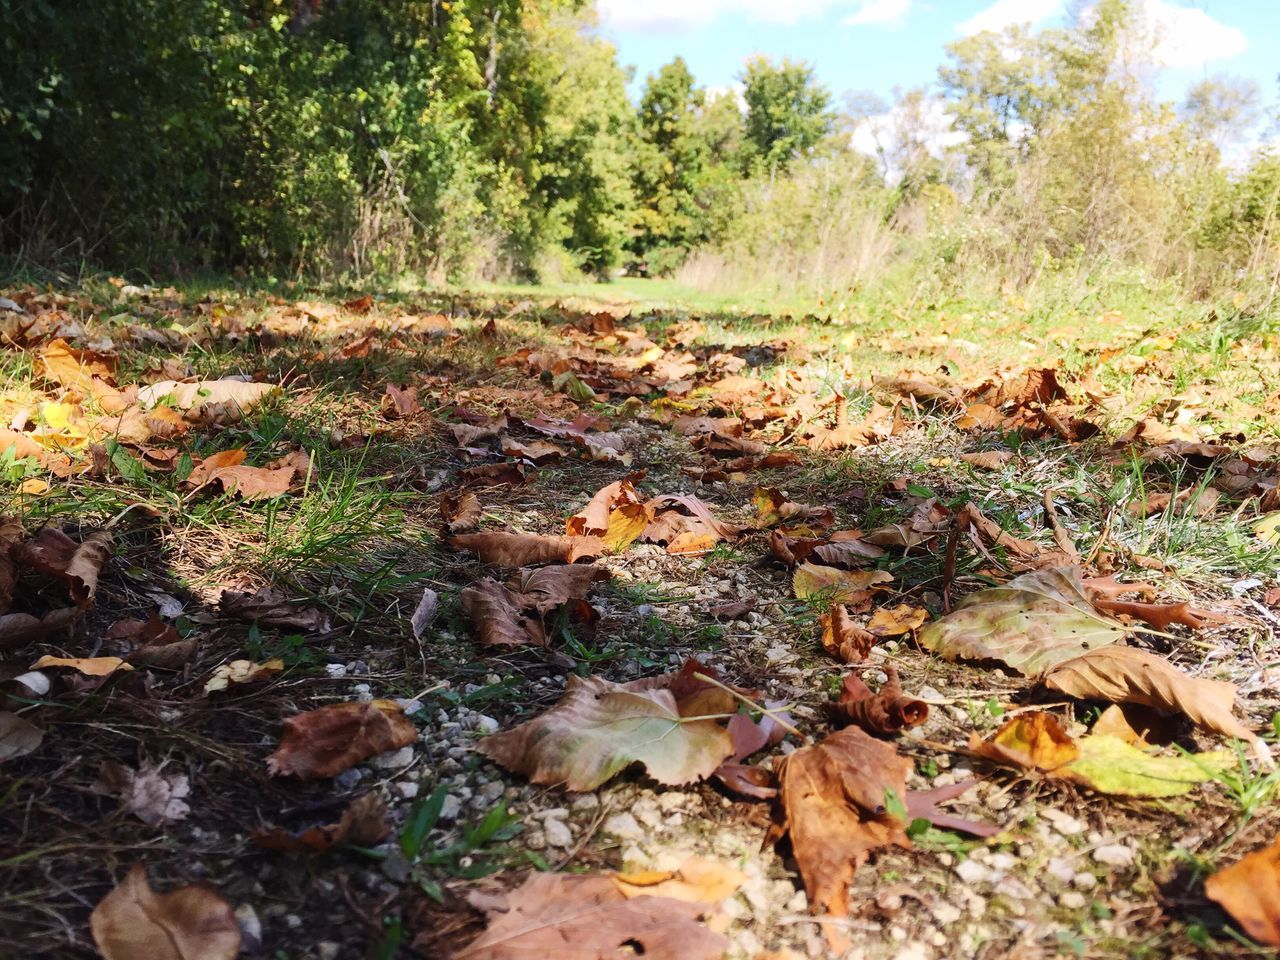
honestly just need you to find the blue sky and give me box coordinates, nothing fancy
[594,0,1278,112]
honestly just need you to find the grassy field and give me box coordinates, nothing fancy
[1,274,1278,959]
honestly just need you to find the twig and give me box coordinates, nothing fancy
[1042,489,1080,562]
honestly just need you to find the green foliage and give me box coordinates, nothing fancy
[741,56,835,171]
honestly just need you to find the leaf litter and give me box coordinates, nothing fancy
[2,285,1278,959]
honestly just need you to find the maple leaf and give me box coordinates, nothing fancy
[20,526,113,607]
[476,673,734,791]
[93,760,191,825]
[450,531,604,566]
[794,562,892,605]
[1043,646,1264,758]
[767,726,911,949]
[267,700,417,780]
[103,614,194,668]
[820,604,878,663]
[185,448,307,500]
[254,792,390,854]
[453,872,727,960]
[960,450,1013,470]
[828,666,928,735]
[90,865,240,960]
[1205,837,1280,946]
[918,566,1126,677]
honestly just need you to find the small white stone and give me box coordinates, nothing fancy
[989,852,1017,873]
[325,663,347,679]
[316,943,340,960]
[543,819,573,848]
[602,812,644,840]
[394,781,419,800]
[1073,872,1098,890]
[370,746,415,769]
[1092,844,1134,867]
[1059,891,1087,910]
[657,793,686,812]
[476,715,499,734]
[1041,808,1085,836]
[438,794,461,822]
[954,859,991,884]
[1046,857,1076,884]
[930,901,962,925]
[234,904,261,942]
[571,794,600,812]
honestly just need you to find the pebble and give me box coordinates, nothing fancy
[657,793,686,812]
[478,782,505,803]
[1041,808,1084,836]
[603,813,644,840]
[988,852,1017,873]
[438,794,462,822]
[1093,844,1134,867]
[571,794,600,812]
[370,746,414,770]
[1046,858,1076,884]
[234,904,261,943]
[352,683,373,702]
[1059,891,1087,910]
[316,944,340,960]
[930,901,961,925]
[543,819,573,848]
[1072,872,1098,890]
[893,942,931,960]
[394,781,419,800]
[325,663,347,678]
[476,715,499,734]
[334,769,363,790]
[954,859,991,884]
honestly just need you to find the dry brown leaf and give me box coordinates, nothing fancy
[0,711,42,763]
[613,856,746,904]
[567,476,650,552]
[450,531,605,566]
[457,461,534,489]
[866,603,929,637]
[204,658,284,695]
[90,864,240,960]
[461,579,545,647]
[767,727,911,950]
[137,378,276,413]
[642,494,746,556]
[1089,598,1219,632]
[969,712,1080,772]
[1204,836,1280,946]
[93,761,190,825]
[253,792,390,854]
[31,655,133,676]
[382,383,419,419]
[960,451,1014,470]
[477,672,733,791]
[751,487,835,530]
[185,448,299,500]
[1043,646,1263,756]
[453,872,727,960]
[20,526,113,607]
[828,667,928,735]
[266,700,417,780]
[794,562,892,605]
[820,604,877,663]
[219,587,332,633]
[440,490,483,535]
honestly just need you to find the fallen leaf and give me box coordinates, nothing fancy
[344,293,374,313]
[254,792,390,854]
[613,856,746,905]
[267,700,417,780]
[828,667,928,735]
[505,565,612,613]
[794,563,892,605]
[567,477,650,551]
[751,487,834,530]
[1043,646,1263,755]
[137,379,276,413]
[382,383,419,419]
[1089,598,1218,632]
[708,599,755,620]
[186,448,300,500]
[450,531,605,566]
[820,604,877,662]
[203,658,284,695]
[457,461,534,489]
[440,490,483,535]
[476,673,734,791]
[969,712,1080,772]
[1254,513,1280,546]
[0,711,42,762]
[767,726,911,949]
[642,494,746,555]
[20,526,113,607]
[93,761,191,825]
[31,655,133,676]
[453,872,727,960]
[960,451,1013,470]
[40,337,117,393]
[1205,837,1280,946]
[410,587,439,640]
[90,864,240,960]
[220,587,332,633]
[1059,734,1232,797]
[867,603,929,637]
[918,566,1126,676]
[103,615,193,668]
[906,781,1001,837]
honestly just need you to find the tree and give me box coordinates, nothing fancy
[629,57,708,266]
[740,56,834,172]
[1182,75,1262,151]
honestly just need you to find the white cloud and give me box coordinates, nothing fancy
[597,0,866,33]
[851,97,968,184]
[1142,0,1247,67]
[956,0,1063,36]
[844,0,911,28]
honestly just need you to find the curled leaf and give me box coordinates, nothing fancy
[267,700,417,780]
[820,604,877,663]
[90,865,240,960]
[1205,837,1280,946]
[828,667,928,735]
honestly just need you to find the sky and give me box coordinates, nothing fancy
[593,0,1278,113]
